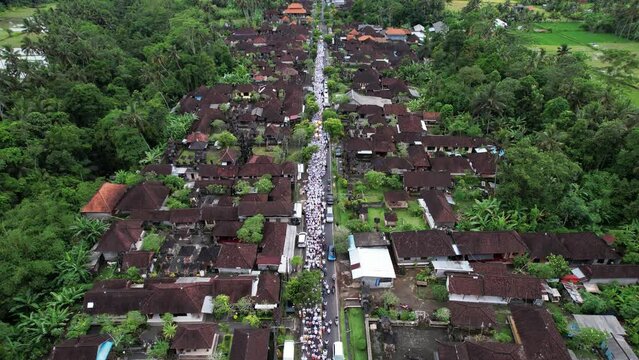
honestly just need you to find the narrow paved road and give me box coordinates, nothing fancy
[299,1,339,359]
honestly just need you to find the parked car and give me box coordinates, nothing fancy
[335,147,342,157]
[326,193,334,205]
[297,232,307,248]
[327,245,336,261]
[326,206,334,223]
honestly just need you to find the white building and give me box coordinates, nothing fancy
[349,247,396,288]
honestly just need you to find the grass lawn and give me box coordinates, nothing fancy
[367,207,385,227]
[0,3,55,47]
[516,22,639,105]
[339,308,350,360]
[346,308,368,360]
[176,149,195,166]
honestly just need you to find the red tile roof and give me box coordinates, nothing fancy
[386,27,411,36]
[96,220,143,253]
[81,182,128,214]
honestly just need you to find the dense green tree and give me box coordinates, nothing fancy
[497,142,581,220]
[237,214,265,244]
[285,270,322,307]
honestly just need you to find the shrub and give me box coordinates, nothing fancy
[494,330,513,343]
[431,284,449,302]
[433,307,450,322]
[356,337,367,351]
[141,233,165,252]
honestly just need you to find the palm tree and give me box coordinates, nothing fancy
[557,44,571,57]
[471,83,508,132]
[69,216,109,244]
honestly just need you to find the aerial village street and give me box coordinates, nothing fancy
[2,1,639,360]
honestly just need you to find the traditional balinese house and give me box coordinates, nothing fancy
[81,182,128,219]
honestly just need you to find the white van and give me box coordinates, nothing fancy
[297,232,307,248]
[333,341,344,360]
[326,206,334,223]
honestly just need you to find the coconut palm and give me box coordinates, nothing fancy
[557,44,571,57]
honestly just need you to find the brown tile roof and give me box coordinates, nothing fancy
[257,223,287,266]
[448,302,497,329]
[115,182,169,213]
[437,341,526,360]
[168,208,202,223]
[238,163,296,178]
[421,190,456,225]
[373,157,414,173]
[216,243,257,269]
[391,230,456,258]
[519,233,569,261]
[220,148,240,163]
[430,156,473,174]
[467,152,497,177]
[353,232,389,247]
[211,221,242,238]
[509,305,571,360]
[171,324,217,350]
[96,220,143,253]
[83,286,153,315]
[556,232,620,261]
[421,135,491,149]
[255,271,280,304]
[384,190,411,204]
[121,251,154,271]
[408,145,431,168]
[383,103,408,116]
[229,328,270,360]
[403,171,452,189]
[201,206,239,221]
[448,273,542,301]
[238,201,293,217]
[451,231,528,256]
[81,182,128,214]
[579,264,639,280]
[142,164,172,176]
[269,177,292,201]
[142,282,210,314]
[198,165,239,179]
[51,334,112,360]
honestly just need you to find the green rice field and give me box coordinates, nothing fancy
[516,22,639,105]
[0,4,55,47]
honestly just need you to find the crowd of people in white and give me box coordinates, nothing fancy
[299,38,336,360]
